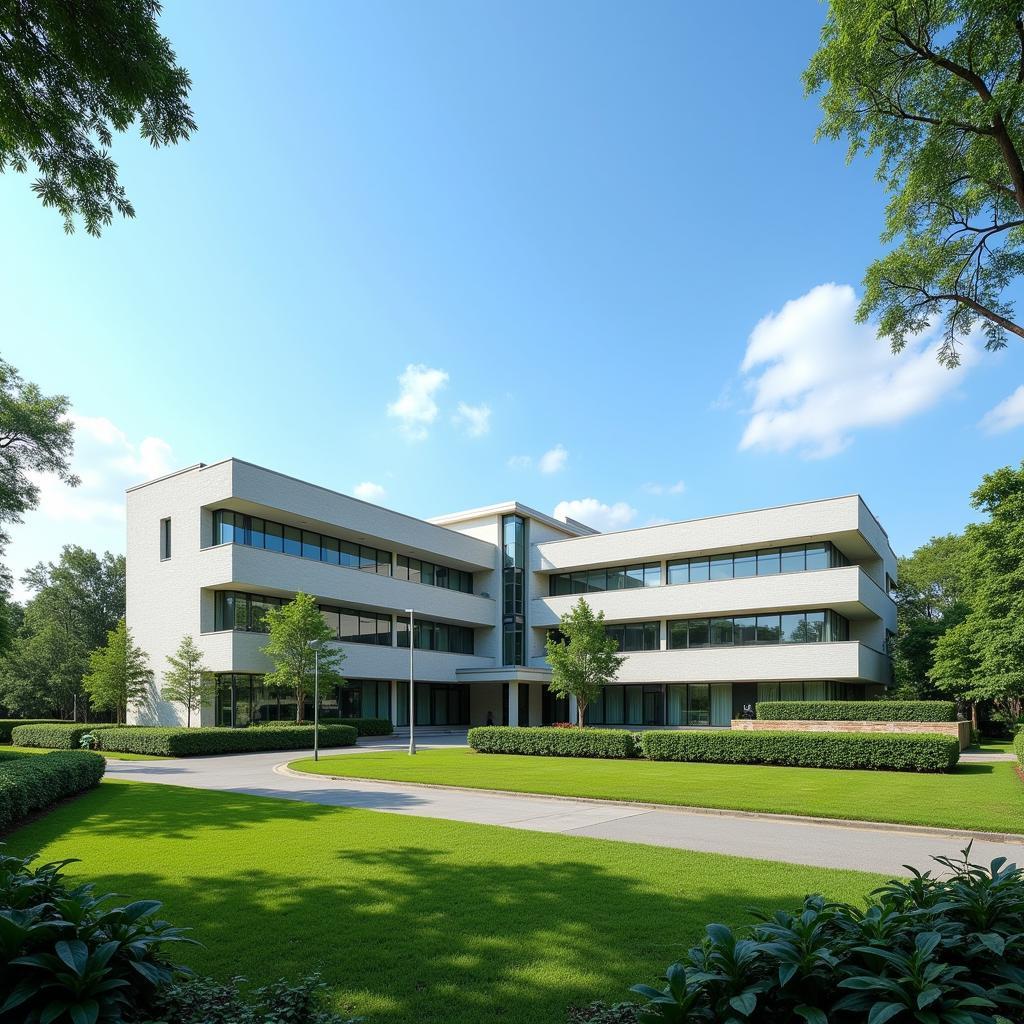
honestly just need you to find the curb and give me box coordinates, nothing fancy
[275,762,1024,845]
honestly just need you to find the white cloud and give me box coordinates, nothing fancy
[353,481,386,501]
[506,454,533,470]
[387,364,449,440]
[738,283,977,458]
[8,414,175,600]
[553,498,637,532]
[980,385,1024,434]
[643,480,685,496]
[538,444,568,474]
[452,401,491,438]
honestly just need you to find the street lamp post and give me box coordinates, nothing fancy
[405,608,416,755]
[307,639,322,761]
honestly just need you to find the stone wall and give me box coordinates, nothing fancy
[731,717,972,751]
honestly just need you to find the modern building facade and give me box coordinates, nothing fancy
[126,458,896,729]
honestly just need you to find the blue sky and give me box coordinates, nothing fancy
[1,1,1021,595]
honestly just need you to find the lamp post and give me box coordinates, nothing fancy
[307,639,322,761]
[405,608,416,755]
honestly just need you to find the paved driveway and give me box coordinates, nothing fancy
[101,740,1024,877]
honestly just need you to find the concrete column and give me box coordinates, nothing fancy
[568,694,578,725]
[508,681,519,727]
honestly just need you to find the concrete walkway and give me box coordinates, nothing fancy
[101,741,1024,877]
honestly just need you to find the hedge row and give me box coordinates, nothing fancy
[253,717,393,736]
[639,729,959,772]
[10,722,117,749]
[0,751,105,830]
[468,726,637,759]
[756,700,958,722]
[1016,730,1024,768]
[93,724,358,756]
[0,718,65,743]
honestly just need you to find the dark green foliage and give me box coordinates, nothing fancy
[568,1002,639,1024]
[756,700,958,722]
[0,848,192,1023]
[93,724,357,757]
[329,717,392,737]
[638,730,959,773]
[468,726,638,759]
[1015,730,1024,768]
[0,717,62,742]
[10,722,108,749]
[149,972,363,1024]
[631,845,1024,1023]
[0,750,104,830]
[0,0,196,235]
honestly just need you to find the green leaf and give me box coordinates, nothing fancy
[867,1002,905,1024]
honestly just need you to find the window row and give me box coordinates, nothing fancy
[395,555,473,594]
[667,610,849,649]
[319,605,392,646]
[213,510,391,575]
[549,562,661,596]
[214,675,390,727]
[666,542,847,585]
[604,621,661,652]
[396,616,475,655]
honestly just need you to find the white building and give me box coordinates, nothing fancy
[126,458,896,729]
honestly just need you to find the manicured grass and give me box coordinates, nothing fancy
[971,737,1017,755]
[290,748,1024,835]
[7,780,886,1024]
[4,744,170,761]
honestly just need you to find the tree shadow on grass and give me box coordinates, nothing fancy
[4,781,884,1024]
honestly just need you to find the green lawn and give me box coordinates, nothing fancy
[7,780,887,1024]
[971,737,1018,755]
[290,748,1024,835]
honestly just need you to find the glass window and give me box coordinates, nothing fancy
[733,551,757,578]
[757,682,780,703]
[624,623,644,652]
[668,620,688,649]
[780,612,807,643]
[340,541,359,569]
[689,558,710,583]
[571,571,587,595]
[283,526,301,557]
[688,619,710,648]
[710,555,733,581]
[320,607,340,637]
[710,617,734,646]
[320,536,340,565]
[233,592,250,630]
[553,575,572,596]
[643,622,659,650]
[780,545,805,574]
[605,685,624,724]
[626,686,643,725]
[395,555,409,581]
[667,560,689,585]
[756,614,781,644]
[607,567,627,590]
[688,684,710,726]
[422,561,436,586]
[666,685,686,726]
[264,521,283,553]
[215,510,232,545]
[757,548,780,575]
[805,543,829,571]
[250,518,265,549]
[644,563,662,587]
[587,569,606,592]
[302,531,321,560]
[233,514,247,545]
[624,565,645,589]
[340,610,360,643]
[435,565,447,589]
[734,615,756,645]
[806,610,826,642]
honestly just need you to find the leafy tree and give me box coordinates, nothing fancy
[0,546,124,718]
[932,461,1024,731]
[161,635,212,727]
[545,599,625,727]
[0,0,197,235]
[806,1,1024,365]
[82,617,150,725]
[261,593,346,723]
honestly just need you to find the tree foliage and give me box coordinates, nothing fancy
[261,593,346,723]
[931,461,1024,729]
[806,0,1024,364]
[161,634,212,728]
[0,0,197,235]
[545,599,625,727]
[82,617,150,725]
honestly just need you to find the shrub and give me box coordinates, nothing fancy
[1015,729,1024,768]
[253,717,393,736]
[94,724,358,757]
[629,845,1024,1023]
[10,722,116,749]
[756,699,958,722]
[0,718,65,743]
[0,848,194,1022]
[638,729,958,772]
[468,726,638,759]
[0,751,105,832]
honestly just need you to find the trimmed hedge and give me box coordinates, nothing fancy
[0,718,65,743]
[1015,730,1024,768]
[468,726,638,759]
[94,724,358,757]
[10,722,116,749]
[254,717,393,736]
[0,750,105,830]
[639,729,959,772]
[755,700,958,723]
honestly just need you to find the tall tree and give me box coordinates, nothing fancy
[0,0,196,235]
[261,593,346,723]
[545,599,625,728]
[806,1,1024,365]
[932,461,1024,731]
[82,617,150,725]
[161,635,212,727]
